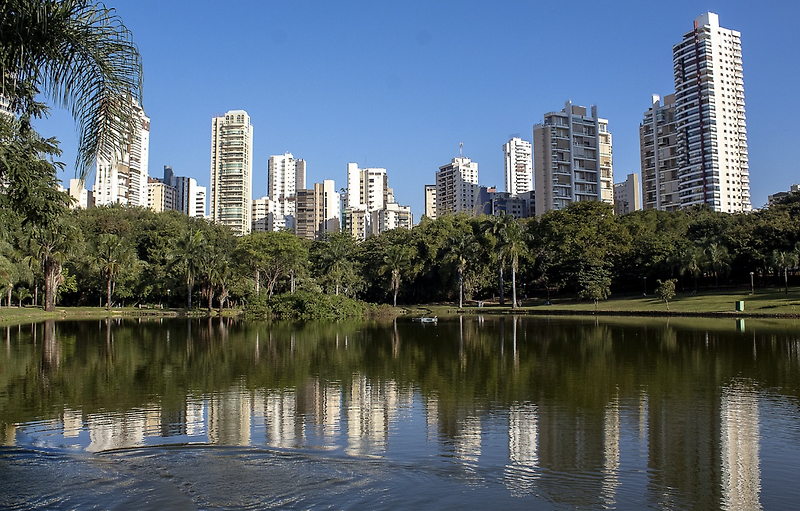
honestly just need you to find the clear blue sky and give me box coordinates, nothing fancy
[39,0,800,219]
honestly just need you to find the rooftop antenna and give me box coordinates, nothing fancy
[459,142,463,158]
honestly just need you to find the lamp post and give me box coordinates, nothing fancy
[750,272,754,295]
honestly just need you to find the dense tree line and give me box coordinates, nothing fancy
[3,195,800,311]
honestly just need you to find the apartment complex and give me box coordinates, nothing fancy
[424,184,437,220]
[533,101,613,215]
[93,100,150,207]
[503,137,533,196]
[295,180,341,240]
[147,177,176,213]
[343,163,411,240]
[613,173,641,216]
[266,153,306,232]
[162,165,206,218]
[210,110,253,236]
[641,12,750,213]
[436,156,480,216]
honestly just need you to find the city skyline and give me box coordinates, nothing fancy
[34,1,798,221]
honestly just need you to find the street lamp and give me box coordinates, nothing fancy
[750,272,754,295]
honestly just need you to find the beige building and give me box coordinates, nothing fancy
[295,180,341,240]
[147,176,176,213]
[252,196,270,233]
[613,173,641,216]
[424,184,437,219]
[533,101,613,215]
[210,110,253,236]
[640,94,681,211]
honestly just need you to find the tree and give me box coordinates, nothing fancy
[315,232,361,297]
[445,232,479,309]
[91,233,136,310]
[1,0,143,178]
[578,266,611,311]
[497,217,528,308]
[25,217,83,311]
[655,279,677,310]
[482,214,508,305]
[770,249,798,295]
[168,229,205,308]
[705,242,731,289]
[380,243,415,307]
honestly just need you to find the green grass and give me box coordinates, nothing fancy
[415,289,800,317]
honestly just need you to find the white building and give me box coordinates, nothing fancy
[503,137,533,196]
[672,12,750,212]
[93,100,150,207]
[67,178,93,209]
[147,177,176,213]
[268,153,306,200]
[347,163,389,212]
[436,156,479,216]
[252,196,270,232]
[533,101,613,215]
[210,110,253,236]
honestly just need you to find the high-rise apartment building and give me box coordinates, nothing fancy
[613,173,641,216]
[503,137,533,196]
[640,94,681,211]
[268,153,306,200]
[210,110,253,236]
[147,176,176,213]
[436,156,479,216]
[533,101,613,215]
[94,100,150,207]
[295,180,341,240]
[252,196,270,232]
[347,163,389,212]
[673,12,749,212]
[642,13,750,213]
[424,184,437,220]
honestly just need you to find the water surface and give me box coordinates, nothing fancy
[1,316,799,509]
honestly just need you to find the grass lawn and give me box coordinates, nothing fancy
[413,289,800,317]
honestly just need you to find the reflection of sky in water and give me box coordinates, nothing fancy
[2,317,800,509]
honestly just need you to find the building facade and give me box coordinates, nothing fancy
[436,156,480,216]
[672,12,750,212]
[93,100,150,207]
[147,176,176,213]
[210,110,253,236]
[424,184,437,220]
[533,101,613,215]
[613,173,641,216]
[503,137,533,196]
[640,94,681,211]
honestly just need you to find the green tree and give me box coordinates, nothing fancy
[379,243,416,307]
[770,249,799,295]
[25,217,83,311]
[445,232,479,309]
[705,242,731,289]
[92,233,137,310]
[168,229,205,308]
[497,217,528,308]
[655,278,677,310]
[315,232,361,297]
[1,0,143,178]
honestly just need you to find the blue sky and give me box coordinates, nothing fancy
[39,0,800,219]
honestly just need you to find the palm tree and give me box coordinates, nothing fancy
[705,242,731,289]
[25,218,82,312]
[92,233,134,310]
[482,214,509,305]
[445,232,478,309]
[497,218,527,308]
[1,0,143,178]
[770,249,799,295]
[679,245,704,294]
[168,229,205,308]
[319,232,357,296]
[380,244,414,307]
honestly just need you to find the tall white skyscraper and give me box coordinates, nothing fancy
[210,110,253,236]
[347,163,389,212]
[672,12,750,212]
[268,153,306,200]
[503,137,533,196]
[436,156,479,216]
[93,100,150,207]
[533,101,613,215]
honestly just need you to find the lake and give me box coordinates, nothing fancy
[1,315,799,510]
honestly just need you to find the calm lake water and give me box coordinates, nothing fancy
[1,315,799,510]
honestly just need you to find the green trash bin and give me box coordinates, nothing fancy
[735,301,745,312]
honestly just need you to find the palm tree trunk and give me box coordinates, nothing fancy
[458,268,464,309]
[498,265,505,306]
[106,276,112,310]
[43,258,59,312]
[511,263,517,309]
[785,267,789,295]
[254,269,260,296]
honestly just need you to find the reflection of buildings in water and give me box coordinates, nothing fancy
[1,423,17,445]
[185,397,206,437]
[208,388,252,446]
[62,408,82,438]
[298,378,342,439]
[425,396,439,443]
[86,407,161,452]
[454,415,482,474]
[505,402,539,496]
[265,388,300,449]
[601,397,621,508]
[721,382,762,511]
[345,375,397,456]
